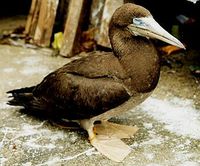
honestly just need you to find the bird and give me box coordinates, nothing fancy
[7,3,185,162]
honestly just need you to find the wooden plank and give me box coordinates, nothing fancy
[33,0,59,47]
[60,0,86,57]
[88,0,105,49]
[24,0,37,35]
[29,0,41,37]
[97,0,124,48]
[24,0,41,37]
[89,0,105,28]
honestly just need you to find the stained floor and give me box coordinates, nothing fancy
[0,44,199,166]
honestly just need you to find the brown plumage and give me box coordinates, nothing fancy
[7,3,184,162]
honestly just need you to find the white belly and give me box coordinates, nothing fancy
[91,92,152,121]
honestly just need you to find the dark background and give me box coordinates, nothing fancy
[0,0,31,17]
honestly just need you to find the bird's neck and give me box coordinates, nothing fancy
[109,28,160,93]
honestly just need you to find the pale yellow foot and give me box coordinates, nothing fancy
[90,135,131,162]
[80,119,135,162]
[94,121,139,139]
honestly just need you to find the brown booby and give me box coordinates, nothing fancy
[7,3,185,162]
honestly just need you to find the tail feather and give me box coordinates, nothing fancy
[7,86,35,94]
[7,86,36,107]
[7,86,59,119]
[7,87,80,123]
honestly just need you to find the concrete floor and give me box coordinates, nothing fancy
[0,44,199,166]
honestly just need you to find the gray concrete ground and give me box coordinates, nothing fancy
[0,44,199,166]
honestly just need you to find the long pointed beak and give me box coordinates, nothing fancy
[127,16,185,49]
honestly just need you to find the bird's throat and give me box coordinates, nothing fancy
[110,29,160,93]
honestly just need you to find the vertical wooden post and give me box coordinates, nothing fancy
[24,0,37,34]
[90,0,105,28]
[60,0,86,57]
[24,0,125,56]
[24,0,41,37]
[33,0,59,47]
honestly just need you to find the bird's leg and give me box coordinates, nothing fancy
[80,119,132,162]
[79,119,96,142]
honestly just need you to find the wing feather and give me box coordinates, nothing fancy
[33,52,130,119]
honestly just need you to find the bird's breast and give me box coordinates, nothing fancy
[119,45,160,93]
[91,92,151,121]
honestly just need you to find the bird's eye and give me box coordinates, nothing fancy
[133,18,145,26]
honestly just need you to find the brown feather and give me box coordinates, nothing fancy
[8,3,160,121]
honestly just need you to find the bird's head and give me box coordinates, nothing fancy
[110,3,185,49]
